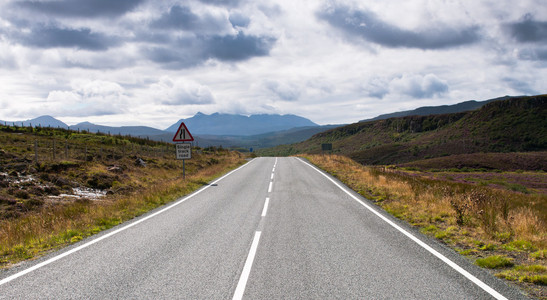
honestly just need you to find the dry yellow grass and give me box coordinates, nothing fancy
[305,154,546,246]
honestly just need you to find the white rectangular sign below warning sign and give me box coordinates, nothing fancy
[176,143,191,160]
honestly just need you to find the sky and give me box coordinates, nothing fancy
[0,0,546,129]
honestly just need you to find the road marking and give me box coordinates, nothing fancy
[0,159,257,287]
[232,231,262,300]
[232,158,276,298]
[261,197,270,217]
[297,158,508,300]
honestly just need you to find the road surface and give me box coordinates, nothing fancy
[0,157,528,299]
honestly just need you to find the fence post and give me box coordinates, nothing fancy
[34,140,38,164]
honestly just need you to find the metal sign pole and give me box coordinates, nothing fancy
[172,122,194,181]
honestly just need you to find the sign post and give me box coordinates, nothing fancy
[173,122,194,179]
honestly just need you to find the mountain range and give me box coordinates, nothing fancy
[259,95,547,165]
[165,112,318,135]
[360,95,516,122]
[0,113,329,148]
[0,95,515,149]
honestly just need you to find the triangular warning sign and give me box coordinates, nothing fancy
[172,122,194,142]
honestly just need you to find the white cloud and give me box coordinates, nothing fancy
[389,73,449,98]
[36,79,129,117]
[150,76,215,105]
[263,80,301,101]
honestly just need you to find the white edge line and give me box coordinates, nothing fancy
[0,159,257,287]
[297,158,508,300]
[268,181,273,193]
[232,231,262,300]
[261,198,270,217]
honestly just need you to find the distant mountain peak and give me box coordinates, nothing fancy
[75,121,95,126]
[0,115,69,128]
[165,112,318,136]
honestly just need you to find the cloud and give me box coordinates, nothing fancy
[150,77,215,105]
[16,0,144,18]
[12,25,119,50]
[363,77,389,99]
[142,5,276,67]
[0,44,18,69]
[42,80,128,117]
[317,4,481,49]
[516,47,547,61]
[263,80,301,101]
[389,74,448,98]
[229,12,251,28]
[206,31,275,61]
[502,77,538,94]
[505,14,547,43]
[142,31,275,67]
[151,5,230,34]
[198,0,244,7]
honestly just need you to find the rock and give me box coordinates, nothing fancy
[107,165,123,174]
[135,158,147,167]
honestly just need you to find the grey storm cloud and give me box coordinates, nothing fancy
[317,4,481,49]
[14,25,119,50]
[143,32,275,68]
[518,48,547,61]
[198,0,244,7]
[206,32,275,61]
[142,46,201,69]
[229,12,251,28]
[151,5,228,33]
[505,14,547,43]
[145,4,275,66]
[15,0,145,18]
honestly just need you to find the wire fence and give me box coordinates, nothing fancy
[0,124,179,164]
[26,139,175,164]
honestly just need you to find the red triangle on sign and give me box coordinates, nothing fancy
[172,122,194,142]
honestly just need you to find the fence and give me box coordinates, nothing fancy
[0,125,178,164]
[26,139,176,164]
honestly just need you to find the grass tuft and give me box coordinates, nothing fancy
[475,255,514,269]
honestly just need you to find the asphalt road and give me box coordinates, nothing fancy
[0,157,528,299]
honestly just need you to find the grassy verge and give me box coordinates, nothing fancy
[303,154,546,299]
[0,126,245,268]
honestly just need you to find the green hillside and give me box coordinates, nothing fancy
[259,95,547,165]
